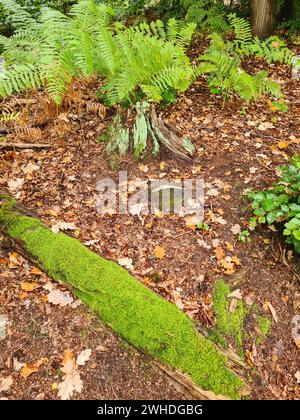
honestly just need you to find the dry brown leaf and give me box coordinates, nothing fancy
[20,358,47,379]
[231,256,241,266]
[76,349,92,366]
[228,289,243,300]
[0,375,14,392]
[295,371,300,384]
[153,245,166,260]
[31,267,43,275]
[246,344,257,367]
[219,259,235,275]
[118,257,134,271]
[265,301,278,323]
[58,350,83,400]
[51,221,77,234]
[294,336,300,350]
[21,282,38,292]
[229,297,237,313]
[214,245,225,261]
[8,252,22,268]
[47,290,74,307]
[231,224,241,235]
[185,215,201,231]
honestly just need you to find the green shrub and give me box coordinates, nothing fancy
[248,156,300,253]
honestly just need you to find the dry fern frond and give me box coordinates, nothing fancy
[86,101,107,118]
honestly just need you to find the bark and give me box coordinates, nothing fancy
[251,0,277,38]
[0,193,250,400]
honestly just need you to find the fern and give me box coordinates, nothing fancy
[228,13,252,47]
[228,13,297,67]
[0,0,196,105]
[196,33,282,102]
[182,0,229,32]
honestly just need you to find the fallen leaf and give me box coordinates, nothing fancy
[21,282,38,292]
[118,257,134,271]
[0,314,7,340]
[185,214,201,230]
[22,162,39,175]
[229,297,237,313]
[153,245,166,259]
[138,164,149,173]
[47,290,74,307]
[13,358,25,371]
[246,344,257,367]
[7,178,24,193]
[294,336,300,350]
[0,376,14,392]
[30,267,43,275]
[214,245,225,261]
[51,222,77,234]
[231,256,241,266]
[207,187,219,197]
[228,289,243,300]
[58,350,83,400]
[219,259,235,275]
[295,371,300,384]
[8,252,22,268]
[20,358,47,379]
[265,301,278,323]
[76,349,92,366]
[258,121,274,131]
[231,224,241,235]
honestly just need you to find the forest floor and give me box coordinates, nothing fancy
[0,39,300,400]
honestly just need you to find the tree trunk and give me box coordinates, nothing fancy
[251,0,277,39]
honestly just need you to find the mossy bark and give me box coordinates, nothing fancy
[0,194,247,399]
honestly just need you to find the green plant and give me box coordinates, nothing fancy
[197,222,209,232]
[0,0,197,106]
[0,0,77,37]
[238,230,250,243]
[270,100,288,113]
[196,33,282,102]
[105,100,195,159]
[248,155,300,253]
[228,13,298,67]
[181,0,229,31]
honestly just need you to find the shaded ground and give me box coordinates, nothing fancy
[0,42,300,400]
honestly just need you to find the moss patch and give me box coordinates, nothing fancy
[0,202,244,399]
[211,280,248,353]
[256,316,271,345]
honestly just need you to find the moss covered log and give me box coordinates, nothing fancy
[0,194,246,399]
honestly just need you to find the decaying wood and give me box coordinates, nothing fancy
[155,362,231,400]
[150,106,193,162]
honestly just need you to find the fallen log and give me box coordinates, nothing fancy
[0,193,249,400]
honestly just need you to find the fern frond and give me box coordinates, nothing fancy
[228,13,253,46]
[0,64,43,96]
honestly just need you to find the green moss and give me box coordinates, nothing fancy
[0,201,244,399]
[212,280,248,352]
[256,316,271,345]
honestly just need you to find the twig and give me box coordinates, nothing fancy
[0,142,51,149]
